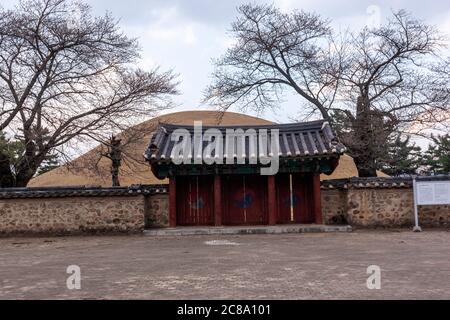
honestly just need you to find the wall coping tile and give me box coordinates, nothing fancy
[0,184,168,200]
[321,176,450,190]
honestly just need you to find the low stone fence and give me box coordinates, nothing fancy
[321,177,450,228]
[1,176,449,236]
[0,185,168,236]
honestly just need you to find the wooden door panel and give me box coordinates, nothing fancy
[293,174,315,223]
[276,173,315,224]
[223,175,268,225]
[176,176,214,226]
[276,174,292,223]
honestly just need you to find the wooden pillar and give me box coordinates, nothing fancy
[214,175,222,226]
[169,177,177,227]
[312,173,323,224]
[268,175,277,225]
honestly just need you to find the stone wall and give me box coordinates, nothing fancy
[0,196,145,236]
[322,177,450,228]
[0,186,168,236]
[419,204,450,227]
[346,188,415,227]
[1,178,449,236]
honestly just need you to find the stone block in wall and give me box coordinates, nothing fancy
[145,194,169,228]
[321,189,348,225]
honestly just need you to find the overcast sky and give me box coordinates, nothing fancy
[83,0,450,124]
[2,0,450,125]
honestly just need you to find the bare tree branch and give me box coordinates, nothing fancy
[0,0,178,187]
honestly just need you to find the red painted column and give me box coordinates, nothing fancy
[268,175,277,225]
[214,175,222,226]
[312,174,323,224]
[169,177,177,227]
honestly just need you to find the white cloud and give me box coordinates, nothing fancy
[133,6,199,46]
[184,25,197,45]
[433,10,450,38]
[273,0,315,12]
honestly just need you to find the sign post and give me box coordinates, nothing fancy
[413,177,450,232]
[412,177,421,232]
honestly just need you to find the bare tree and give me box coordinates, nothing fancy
[204,4,341,120]
[0,0,178,187]
[205,4,450,177]
[334,10,449,176]
[72,122,158,187]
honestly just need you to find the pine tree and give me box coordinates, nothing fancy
[422,134,450,175]
[0,129,60,186]
[378,135,422,176]
[0,132,19,187]
[36,155,60,176]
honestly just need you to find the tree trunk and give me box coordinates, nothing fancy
[354,155,377,177]
[14,160,38,187]
[350,95,378,177]
[14,173,34,187]
[14,149,44,187]
[111,166,120,187]
[109,136,122,187]
[0,152,36,188]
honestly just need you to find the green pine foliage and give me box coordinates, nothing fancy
[378,135,422,176]
[0,131,24,174]
[0,130,60,182]
[422,134,450,175]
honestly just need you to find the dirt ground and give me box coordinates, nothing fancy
[0,230,449,299]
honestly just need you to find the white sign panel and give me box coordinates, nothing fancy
[416,181,450,205]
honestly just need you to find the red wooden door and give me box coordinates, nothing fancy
[276,173,315,224]
[223,175,268,225]
[176,175,214,226]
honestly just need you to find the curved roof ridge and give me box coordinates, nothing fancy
[158,119,326,132]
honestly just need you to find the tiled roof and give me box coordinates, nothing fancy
[0,185,168,199]
[145,120,346,164]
